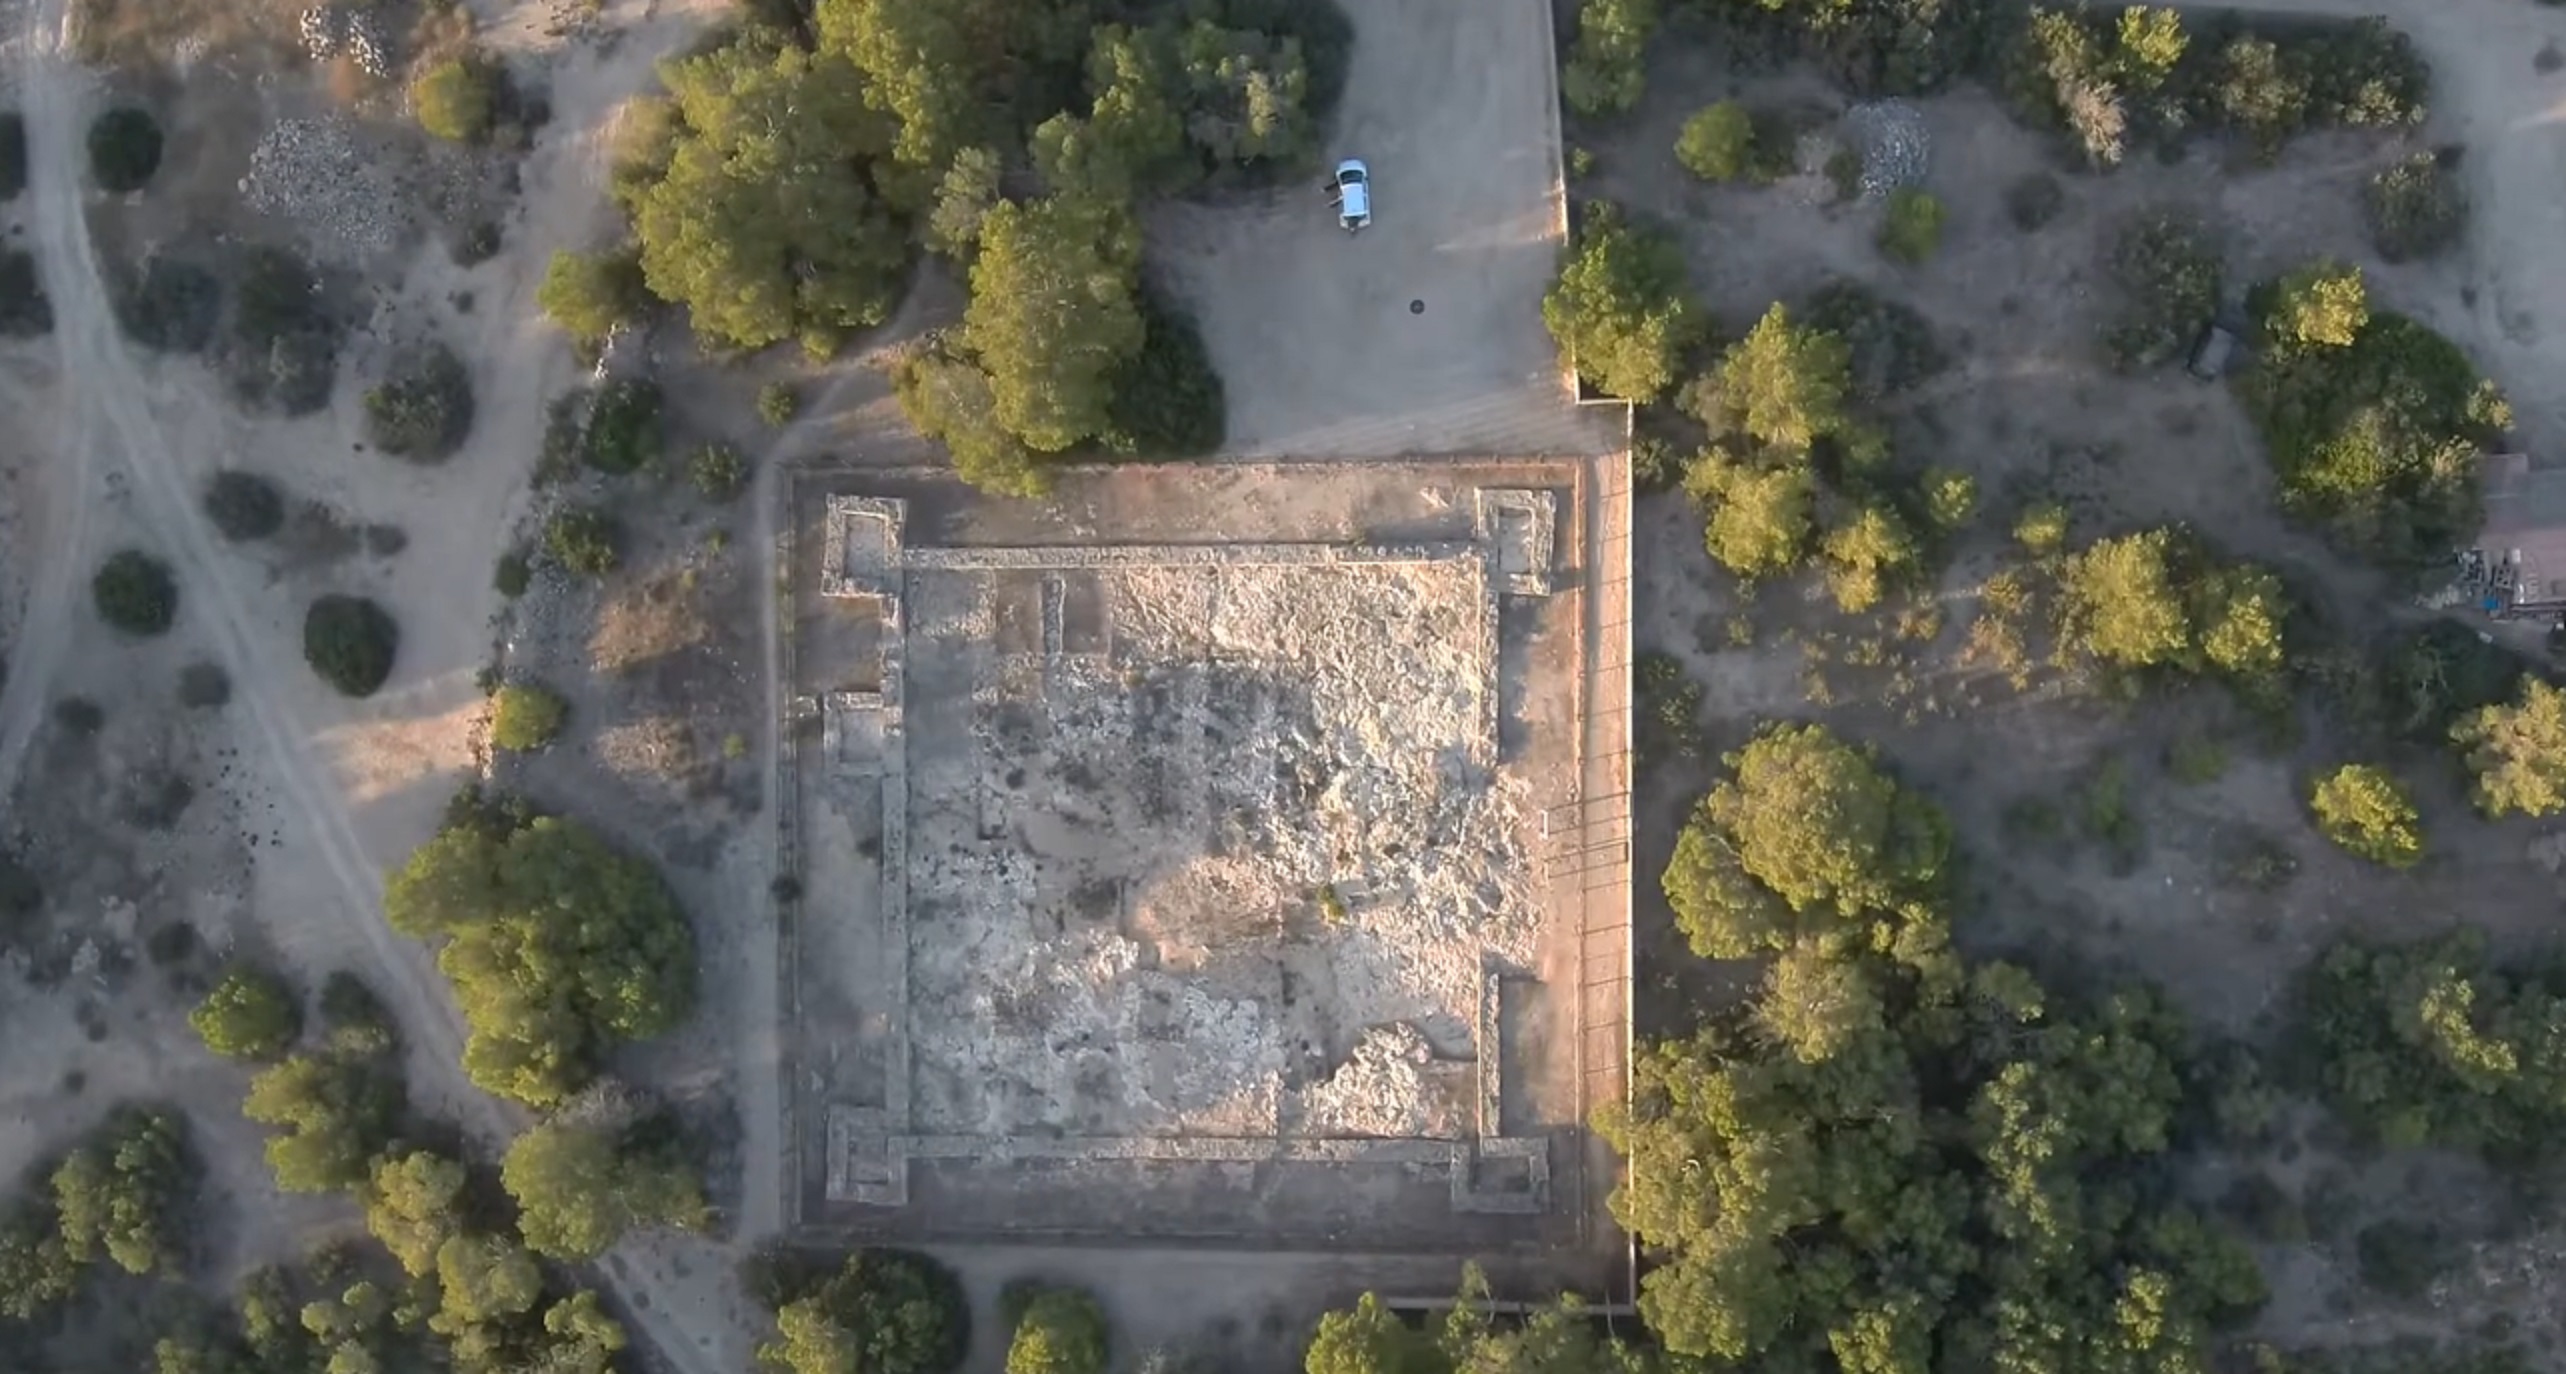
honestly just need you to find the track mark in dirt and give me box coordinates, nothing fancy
[9,6,733,1370]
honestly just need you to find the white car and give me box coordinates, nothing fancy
[1331,159,1371,231]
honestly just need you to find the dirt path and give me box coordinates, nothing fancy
[2158,0,2566,448]
[6,3,754,1367]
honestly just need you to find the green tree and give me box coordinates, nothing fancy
[413,56,504,144]
[2240,308,2500,566]
[895,340,1047,497]
[927,146,1004,256]
[2454,677,2566,818]
[2310,764,2422,868]
[190,965,302,1060]
[490,683,568,752]
[384,812,697,1107]
[1004,1286,1107,1374]
[1305,1293,1440,1374]
[242,1051,400,1193]
[961,193,1143,452]
[754,1249,968,1374]
[1540,202,1702,404]
[1663,722,1948,957]
[1684,450,1813,582]
[2056,529,2191,670]
[53,1107,194,1276]
[1675,102,1754,183]
[2265,260,2368,350]
[1561,0,1659,116]
[1689,304,1858,454]
[620,39,911,356]
[502,1117,709,1260]
[537,249,647,348]
[0,1201,78,1320]
[1820,503,1918,613]
[364,1150,468,1278]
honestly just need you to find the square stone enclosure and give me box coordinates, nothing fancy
[780,474,1620,1248]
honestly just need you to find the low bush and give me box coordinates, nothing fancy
[2356,1218,2454,1298]
[93,550,177,636]
[581,378,662,474]
[688,443,748,501]
[1877,187,1944,264]
[412,54,505,144]
[0,250,49,337]
[2365,152,2467,262]
[490,683,568,752]
[2309,763,2422,868]
[1801,279,1944,400]
[189,966,302,1061]
[364,344,475,461]
[494,552,532,599]
[203,470,285,541]
[302,596,399,698]
[2006,171,2065,231]
[116,256,220,353]
[0,112,23,198]
[1675,102,1755,182]
[756,381,800,427]
[2105,213,2220,369]
[177,662,231,709]
[545,508,620,576]
[226,246,339,415]
[87,107,162,191]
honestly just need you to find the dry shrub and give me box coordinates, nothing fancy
[588,572,707,675]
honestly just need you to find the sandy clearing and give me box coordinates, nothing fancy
[1147,0,1622,459]
[2153,0,2566,452]
[2,0,766,1364]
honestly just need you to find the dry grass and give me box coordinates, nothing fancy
[70,0,302,66]
[589,573,709,675]
[594,716,702,792]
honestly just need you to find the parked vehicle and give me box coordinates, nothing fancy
[1330,159,1371,232]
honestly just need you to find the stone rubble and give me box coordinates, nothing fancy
[1843,98,1930,198]
[241,116,405,255]
[298,5,392,76]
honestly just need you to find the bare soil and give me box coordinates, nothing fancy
[1589,17,2566,1366]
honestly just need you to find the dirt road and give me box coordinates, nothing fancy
[2157,0,2566,449]
[3,0,758,1366]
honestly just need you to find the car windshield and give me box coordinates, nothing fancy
[1340,168,1364,186]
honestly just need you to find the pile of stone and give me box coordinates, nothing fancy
[1842,99,1929,198]
[241,117,404,255]
[298,5,392,76]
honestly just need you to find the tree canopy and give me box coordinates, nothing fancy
[52,1107,194,1277]
[502,1117,708,1260]
[617,39,911,357]
[755,1249,970,1374]
[2453,677,2566,818]
[2309,763,2423,868]
[2239,286,2504,568]
[384,808,697,1107]
[1541,202,1703,405]
[1662,722,1948,959]
[190,965,302,1061]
